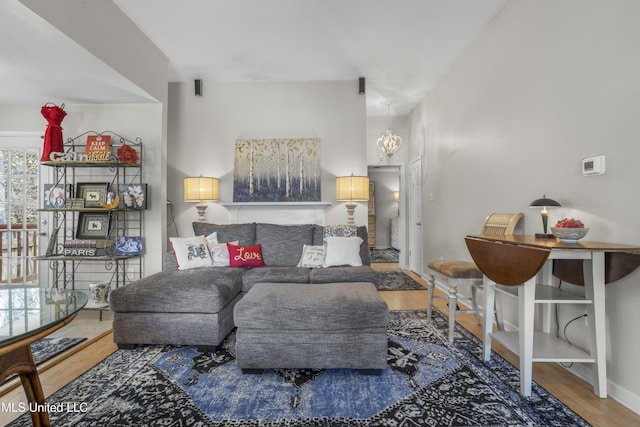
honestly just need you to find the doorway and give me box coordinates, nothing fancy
[367,165,402,264]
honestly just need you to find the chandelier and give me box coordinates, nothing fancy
[377,103,402,157]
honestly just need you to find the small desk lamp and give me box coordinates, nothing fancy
[529,195,561,238]
[336,174,369,224]
[184,176,219,221]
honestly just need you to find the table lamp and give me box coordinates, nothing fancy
[336,174,369,224]
[529,195,561,238]
[184,175,219,221]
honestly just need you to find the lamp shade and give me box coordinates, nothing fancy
[529,195,561,208]
[184,176,219,202]
[393,191,400,202]
[335,175,369,201]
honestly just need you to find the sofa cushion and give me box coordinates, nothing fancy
[228,244,265,268]
[310,265,380,286]
[297,244,326,268]
[256,223,314,266]
[322,224,358,241]
[207,238,239,267]
[169,236,212,270]
[313,225,371,266]
[323,236,363,267]
[109,267,243,313]
[192,222,256,246]
[241,267,310,293]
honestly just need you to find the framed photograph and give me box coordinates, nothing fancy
[43,184,71,208]
[115,236,143,256]
[76,212,111,239]
[76,182,109,208]
[120,184,147,209]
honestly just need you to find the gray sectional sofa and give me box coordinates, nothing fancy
[109,222,380,350]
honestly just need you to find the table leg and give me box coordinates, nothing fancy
[540,260,554,335]
[447,284,458,342]
[482,275,496,361]
[584,252,607,398]
[518,276,536,396]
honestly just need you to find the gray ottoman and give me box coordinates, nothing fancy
[234,282,389,374]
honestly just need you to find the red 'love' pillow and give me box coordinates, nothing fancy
[227,243,265,268]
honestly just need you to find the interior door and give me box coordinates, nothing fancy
[408,157,423,274]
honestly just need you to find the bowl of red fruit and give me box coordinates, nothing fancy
[551,218,589,242]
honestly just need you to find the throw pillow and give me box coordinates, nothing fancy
[169,236,212,271]
[322,224,358,243]
[323,236,363,267]
[228,243,265,268]
[297,244,326,268]
[205,231,219,244]
[208,240,239,267]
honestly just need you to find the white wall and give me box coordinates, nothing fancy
[409,0,640,410]
[167,80,368,237]
[2,0,168,274]
[0,103,164,277]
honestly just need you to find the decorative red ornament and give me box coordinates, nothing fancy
[117,144,139,165]
[40,103,67,162]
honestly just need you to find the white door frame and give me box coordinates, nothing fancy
[408,156,423,274]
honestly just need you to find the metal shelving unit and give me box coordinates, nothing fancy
[38,131,144,313]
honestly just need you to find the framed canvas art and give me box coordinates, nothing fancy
[233,138,321,202]
[120,184,147,209]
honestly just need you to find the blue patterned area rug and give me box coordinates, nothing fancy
[377,270,425,290]
[8,311,589,427]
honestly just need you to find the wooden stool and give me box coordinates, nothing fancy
[426,260,486,342]
[426,213,523,341]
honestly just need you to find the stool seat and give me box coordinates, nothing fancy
[428,260,482,279]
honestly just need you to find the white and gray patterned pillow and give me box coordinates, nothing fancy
[323,224,358,244]
[297,244,326,268]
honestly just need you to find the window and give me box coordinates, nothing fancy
[0,143,40,286]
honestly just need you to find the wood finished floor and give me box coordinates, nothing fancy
[1,263,638,426]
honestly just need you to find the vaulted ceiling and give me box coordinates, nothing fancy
[1,0,507,116]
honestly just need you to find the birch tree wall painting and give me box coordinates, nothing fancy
[233,138,321,202]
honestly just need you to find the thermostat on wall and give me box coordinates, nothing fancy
[583,155,605,176]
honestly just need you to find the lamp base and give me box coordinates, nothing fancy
[195,204,208,222]
[344,203,357,225]
[535,233,556,239]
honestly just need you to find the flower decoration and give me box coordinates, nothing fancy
[121,184,146,209]
[117,144,138,165]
